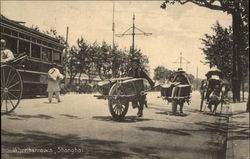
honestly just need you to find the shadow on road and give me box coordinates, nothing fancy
[60,114,82,119]
[1,129,131,159]
[92,115,153,123]
[155,111,189,117]
[6,114,55,120]
[137,127,191,136]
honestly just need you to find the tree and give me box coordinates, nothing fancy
[129,48,150,74]
[201,22,233,80]
[67,46,79,85]
[161,0,249,102]
[77,37,91,84]
[153,66,173,83]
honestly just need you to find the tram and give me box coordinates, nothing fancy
[1,15,64,114]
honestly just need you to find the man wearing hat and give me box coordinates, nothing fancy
[128,57,154,117]
[1,39,15,63]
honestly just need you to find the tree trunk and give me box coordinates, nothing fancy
[232,10,243,103]
[242,77,245,101]
[79,72,82,85]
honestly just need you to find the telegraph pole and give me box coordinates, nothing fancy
[180,52,182,68]
[132,14,135,54]
[173,52,190,71]
[196,65,198,90]
[112,1,115,49]
[116,13,152,56]
[64,26,69,85]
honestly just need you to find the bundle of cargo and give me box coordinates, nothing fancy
[118,78,144,95]
[97,80,114,95]
[97,77,134,95]
[160,83,173,97]
[171,84,192,97]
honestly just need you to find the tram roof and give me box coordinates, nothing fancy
[0,14,64,48]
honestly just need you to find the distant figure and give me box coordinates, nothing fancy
[0,39,15,63]
[47,63,64,103]
[128,57,154,117]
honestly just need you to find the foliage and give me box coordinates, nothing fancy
[201,22,234,80]
[153,66,195,84]
[153,66,173,83]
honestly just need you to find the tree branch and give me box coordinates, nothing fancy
[189,0,224,11]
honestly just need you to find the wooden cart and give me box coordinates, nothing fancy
[94,77,148,121]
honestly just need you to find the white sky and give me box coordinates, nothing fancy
[1,1,232,79]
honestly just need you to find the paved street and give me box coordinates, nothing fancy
[1,91,235,159]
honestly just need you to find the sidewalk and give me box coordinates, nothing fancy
[226,102,250,159]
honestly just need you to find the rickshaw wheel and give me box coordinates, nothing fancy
[200,91,206,112]
[172,100,177,114]
[1,65,23,114]
[108,83,129,121]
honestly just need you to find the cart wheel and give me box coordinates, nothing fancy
[200,91,205,112]
[1,65,23,114]
[108,83,129,121]
[172,100,177,114]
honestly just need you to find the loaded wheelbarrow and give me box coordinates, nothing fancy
[94,77,151,121]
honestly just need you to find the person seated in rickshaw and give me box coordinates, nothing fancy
[205,68,223,101]
[1,39,15,63]
[128,57,154,117]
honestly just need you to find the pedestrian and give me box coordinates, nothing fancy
[128,57,154,117]
[1,39,15,63]
[47,63,64,103]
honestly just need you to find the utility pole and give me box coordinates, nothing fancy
[64,26,69,86]
[180,52,182,68]
[116,13,152,56]
[173,52,190,71]
[196,65,198,90]
[112,1,115,49]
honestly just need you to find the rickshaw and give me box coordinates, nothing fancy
[160,69,192,114]
[1,15,64,114]
[94,77,151,121]
[199,68,228,113]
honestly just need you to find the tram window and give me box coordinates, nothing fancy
[25,35,30,40]
[4,28,11,35]
[31,44,41,58]
[41,47,52,61]
[1,36,17,54]
[19,40,30,55]
[12,31,18,37]
[31,38,36,42]
[19,33,25,39]
[52,51,61,63]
